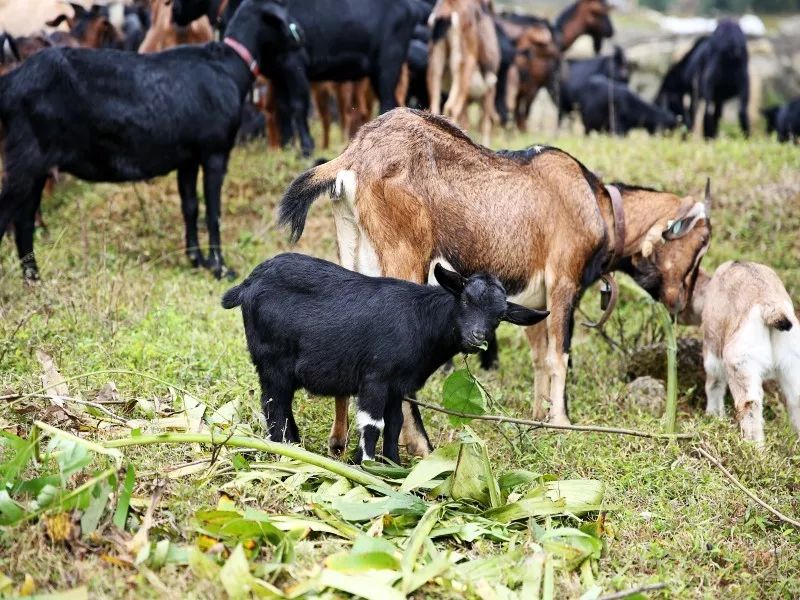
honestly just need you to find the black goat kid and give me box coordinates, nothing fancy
[0,0,300,281]
[222,253,548,464]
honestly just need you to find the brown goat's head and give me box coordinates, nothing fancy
[516,24,559,62]
[47,4,120,49]
[630,181,712,315]
[578,0,613,52]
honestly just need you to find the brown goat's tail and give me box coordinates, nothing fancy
[763,303,793,332]
[278,157,342,243]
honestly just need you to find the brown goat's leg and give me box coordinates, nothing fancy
[328,396,350,456]
[427,41,447,115]
[480,84,496,146]
[395,63,409,107]
[543,282,578,426]
[525,322,550,421]
[312,84,332,150]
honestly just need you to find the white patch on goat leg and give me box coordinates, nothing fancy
[332,170,359,271]
[356,410,384,431]
[547,352,571,426]
[703,351,727,416]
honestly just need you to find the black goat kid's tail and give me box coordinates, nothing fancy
[221,284,243,309]
[278,158,340,243]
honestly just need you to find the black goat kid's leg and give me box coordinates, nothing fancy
[258,369,298,443]
[177,164,205,269]
[382,396,403,465]
[354,385,387,464]
[703,101,722,139]
[11,176,46,282]
[202,154,235,280]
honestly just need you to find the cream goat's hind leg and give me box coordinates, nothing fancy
[703,350,727,417]
[525,322,550,421]
[726,363,765,446]
[427,40,447,115]
[445,53,477,121]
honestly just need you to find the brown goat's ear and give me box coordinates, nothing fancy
[434,264,466,296]
[704,177,711,216]
[46,14,72,28]
[502,303,549,326]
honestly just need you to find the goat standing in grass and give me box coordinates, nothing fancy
[700,261,800,445]
[278,108,711,455]
[222,253,547,463]
[0,0,301,282]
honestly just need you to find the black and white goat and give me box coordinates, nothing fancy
[222,252,548,463]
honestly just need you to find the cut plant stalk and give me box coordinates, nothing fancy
[102,432,390,490]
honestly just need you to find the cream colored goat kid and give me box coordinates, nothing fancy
[702,261,800,445]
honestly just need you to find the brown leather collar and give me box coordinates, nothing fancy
[223,36,259,77]
[605,184,625,269]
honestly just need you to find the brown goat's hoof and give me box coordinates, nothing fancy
[328,436,348,458]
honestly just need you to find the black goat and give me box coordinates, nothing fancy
[0,0,300,282]
[763,98,800,143]
[657,21,749,138]
[559,46,629,119]
[173,0,421,156]
[578,75,677,135]
[222,253,547,464]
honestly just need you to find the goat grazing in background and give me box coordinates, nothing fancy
[699,261,800,445]
[278,108,711,455]
[763,98,800,143]
[222,252,547,463]
[0,0,302,282]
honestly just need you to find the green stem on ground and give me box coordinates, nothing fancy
[102,432,389,490]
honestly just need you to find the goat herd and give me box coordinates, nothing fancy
[0,0,798,462]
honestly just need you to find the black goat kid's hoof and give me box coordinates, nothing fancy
[211,264,237,281]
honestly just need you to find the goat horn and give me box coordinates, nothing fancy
[582,274,618,329]
[703,177,711,215]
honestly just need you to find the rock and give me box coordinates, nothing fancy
[626,376,666,415]
[624,337,706,403]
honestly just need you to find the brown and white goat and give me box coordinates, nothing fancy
[698,261,800,446]
[278,108,710,455]
[138,0,213,53]
[427,0,500,145]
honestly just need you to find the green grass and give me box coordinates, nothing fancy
[1,124,799,599]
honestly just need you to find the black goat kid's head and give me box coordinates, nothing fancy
[433,265,549,353]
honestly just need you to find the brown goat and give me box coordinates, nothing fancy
[555,0,614,53]
[278,108,711,455]
[499,18,559,132]
[138,0,213,53]
[427,0,500,145]
[46,5,122,49]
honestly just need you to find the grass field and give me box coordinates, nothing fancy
[1,123,799,599]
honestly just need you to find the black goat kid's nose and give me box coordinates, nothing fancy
[471,330,486,342]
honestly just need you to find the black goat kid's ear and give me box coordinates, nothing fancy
[46,14,71,28]
[502,303,549,326]
[434,264,467,296]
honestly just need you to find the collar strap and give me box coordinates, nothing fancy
[223,36,259,77]
[605,184,626,270]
